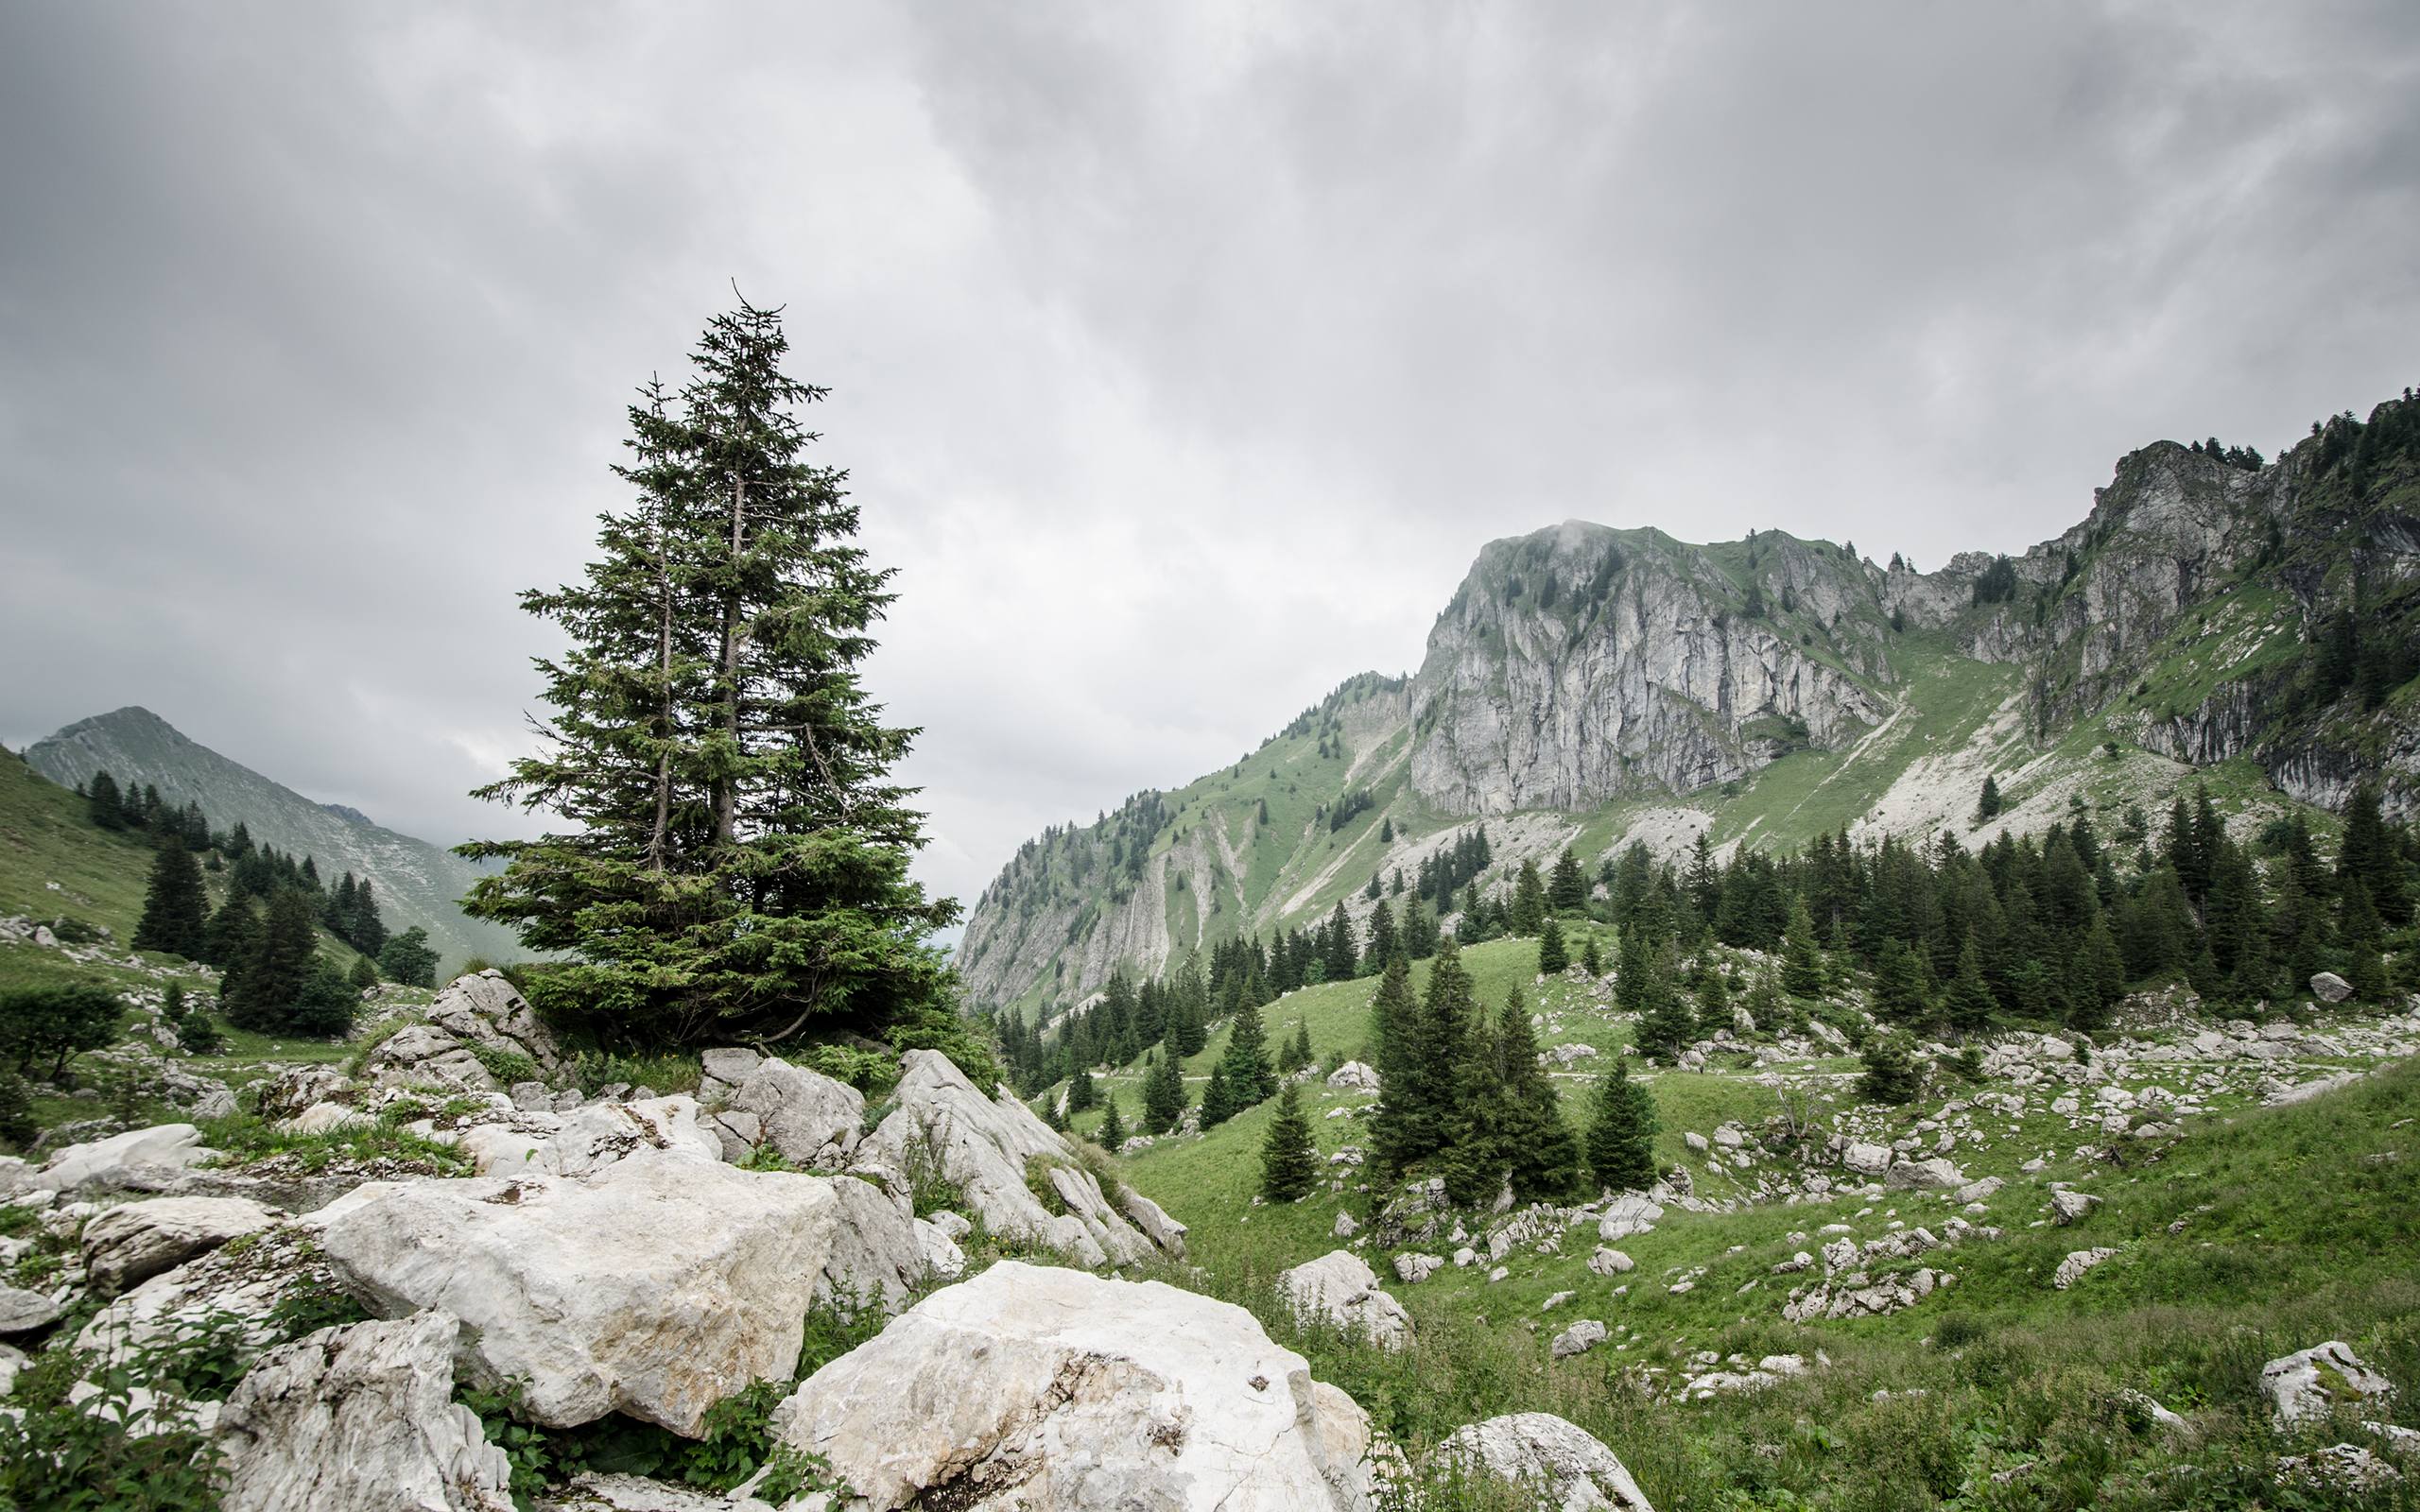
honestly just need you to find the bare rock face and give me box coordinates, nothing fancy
[453,1096,722,1179]
[1438,1412,1655,1511]
[315,1150,923,1436]
[256,1065,356,1124]
[730,1058,863,1168]
[850,1050,1175,1267]
[2261,1340,2396,1427]
[769,1260,1375,1511]
[218,1311,513,1512]
[79,1194,279,1295]
[1278,1249,1415,1349]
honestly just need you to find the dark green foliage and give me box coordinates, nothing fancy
[375,924,440,988]
[132,840,207,958]
[1780,894,1824,998]
[0,1070,35,1148]
[1199,1061,1236,1128]
[1634,945,1696,1065]
[1585,1060,1659,1194]
[85,769,128,830]
[1372,940,1477,1177]
[1097,1093,1125,1151]
[1536,916,1568,975]
[1258,1082,1318,1202]
[348,955,379,990]
[1970,554,2019,605]
[1860,1032,1923,1105]
[1547,847,1589,912]
[1580,934,1603,977]
[1975,774,2003,821]
[1143,1051,1186,1133]
[459,299,959,1049]
[1492,987,1583,1203]
[1066,1067,1098,1114]
[1509,861,1548,936]
[221,888,322,1034]
[1943,936,1995,1037]
[1217,1000,1276,1109]
[0,983,119,1079]
[1870,936,1931,1025]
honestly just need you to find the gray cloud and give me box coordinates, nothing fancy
[3,1,2416,910]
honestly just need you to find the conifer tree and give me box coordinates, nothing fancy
[1581,934,1604,977]
[86,771,127,830]
[1944,936,1996,1036]
[1781,895,1825,998]
[1362,900,1400,972]
[1219,1000,1275,1108]
[1375,939,1475,1176]
[1200,1061,1236,1128]
[459,299,958,1046]
[1440,1005,1512,1209]
[1289,1019,1312,1072]
[224,890,319,1032]
[1634,945,1696,1064]
[1585,1061,1660,1194]
[1548,848,1589,912]
[1859,1032,1922,1105]
[375,926,440,989]
[289,956,360,1039]
[1511,861,1548,936]
[1494,987,1583,1202]
[133,839,208,960]
[1697,967,1731,1033]
[1976,774,2003,821]
[1871,937,1931,1024]
[349,956,379,991]
[200,892,261,981]
[1537,917,1569,975]
[1616,926,1655,1013]
[1322,901,1357,982]
[1143,1051,1186,1133]
[1259,1082,1318,1202]
[1067,1067,1098,1114]
[1097,1094,1126,1151]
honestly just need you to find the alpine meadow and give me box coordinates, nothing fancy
[4,9,2420,1512]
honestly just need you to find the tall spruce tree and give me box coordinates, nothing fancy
[1548,848,1589,912]
[1781,894,1825,998]
[225,889,320,1032]
[1219,1000,1275,1108]
[1494,987,1583,1202]
[1097,1094,1126,1152]
[1374,939,1476,1176]
[1585,1061,1660,1194]
[1259,1082,1319,1202]
[1199,1061,1236,1128]
[133,840,208,959]
[1143,1051,1186,1133]
[1537,917,1569,975]
[459,299,958,1046]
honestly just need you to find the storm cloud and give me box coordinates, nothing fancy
[4,2,2416,908]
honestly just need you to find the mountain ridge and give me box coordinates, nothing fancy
[959,393,2420,1019]
[24,705,523,970]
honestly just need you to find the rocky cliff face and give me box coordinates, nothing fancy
[1407,523,1893,814]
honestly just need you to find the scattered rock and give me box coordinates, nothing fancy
[731,1058,863,1167]
[1841,1142,1893,1177]
[79,1194,279,1295]
[1588,1246,1634,1277]
[2261,1340,2396,1427]
[1886,1157,1964,1191]
[2048,1189,2100,1226]
[1334,1210,1360,1239]
[2308,971,2353,1005]
[1438,1412,1653,1510]
[769,1260,1374,1511]
[35,1123,215,1194]
[1327,1060,1382,1091]
[2052,1247,2120,1291]
[1395,1253,1444,1284]
[1550,1320,1607,1358]
[0,1283,63,1334]
[218,1311,514,1512]
[1280,1249,1415,1349]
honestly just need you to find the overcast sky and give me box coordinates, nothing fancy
[4,3,2417,910]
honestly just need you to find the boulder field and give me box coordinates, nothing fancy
[0,971,1660,1511]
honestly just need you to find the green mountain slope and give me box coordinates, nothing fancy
[963,393,2420,1020]
[23,707,521,970]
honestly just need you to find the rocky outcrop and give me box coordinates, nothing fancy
[1278,1250,1414,1349]
[768,1261,1375,1511]
[1438,1412,1654,1511]
[78,1194,279,1295]
[361,971,566,1092]
[730,1057,864,1167]
[453,1095,722,1178]
[217,1312,514,1512]
[31,1123,216,1194]
[851,1050,1174,1266]
[315,1151,923,1436]
[2261,1340,2396,1427]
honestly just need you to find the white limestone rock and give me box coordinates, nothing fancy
[1395,1252,1444,1284]
[731,1058,864,1167]
[1549,1320,1607,1359]
[2261,1340,2396,1427]
[79,1194,278,1295]
[2309,971,2354,1004]
[2052,1246,2120,1291]
[34,1124,215,1194]
[218,1311,514,1512]
[1327,1060,1382,1091]
[1280,1249,1416,1349]
[769,1260,1374,1511]
[1438,1411,1654,1510]
[316,1151,922,1435]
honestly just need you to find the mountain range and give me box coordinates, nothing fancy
[959,390,2420,1019]
[23,705,521,968]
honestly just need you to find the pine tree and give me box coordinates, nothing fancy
[1548,848,1589,912]
[458,299,957,1046]
[1537,917,1569,975]
[1976,775,2003,821]
[224,890,320,1032]
[1944,936,1995,1036]
[1219,1000,1275,1109]
[86,770,127,830]
[1859,1032,1922,1105]
[1067,1067,1098,1114]
[1289,1019,1312,1072]
[1511,861,1548,936]
[1143,1052,1186,1133]
[1440,1006,1512,1209]
[288,956,360,1039]
[1871,937,1931,1024]
[133,840,208,959]
[2070,917,2126,1032]
[1495,987,1583,1202]
[1098,1094,1126,1151]
[1781,894,1824,998]
[1375,940,1476,1176]
[349,955,380,990]
[1634,946,1696,1065]
[1697,968,1731,1033]
[1585,1061,1660,1194]
[1200,1061,1236,1128]
[1581,934,1604,977]
[1259,1082,1319,1202]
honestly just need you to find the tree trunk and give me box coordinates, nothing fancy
[715,472,745,847]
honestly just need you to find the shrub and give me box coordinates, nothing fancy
[0,982,121,1080]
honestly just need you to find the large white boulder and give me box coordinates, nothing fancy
[79,1194,279,1294]
[769,1260,1374,1511]
[2261,1340,2396,1427]
[850,1050,1173,1266]
[362,971,565,1092]
[1439,1413,1654,1511]
[1279,1249,1416,1349]
[731,1058,864,1167]
[218,1311,514,1512]
[2309,971,2354,1004]
[78,1224,343,1364]
[35,1124,215,1193]
[1327,1061,1382,1091]
[315,1151,922,1435]
[454,1096,722,1179]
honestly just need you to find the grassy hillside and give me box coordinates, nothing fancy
[0,744,166,946]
